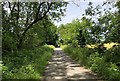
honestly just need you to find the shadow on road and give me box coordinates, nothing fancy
[42,48,101,81]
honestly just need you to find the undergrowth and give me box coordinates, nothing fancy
[2,45,54,80]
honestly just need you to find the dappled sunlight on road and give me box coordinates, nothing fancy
[42,48,101,81]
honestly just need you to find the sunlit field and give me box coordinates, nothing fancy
[86,42,119,49]
[104,42,119,49]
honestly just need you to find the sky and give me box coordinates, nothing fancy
[54,0,115,27]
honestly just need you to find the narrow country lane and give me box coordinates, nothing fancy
[42,48,101,81]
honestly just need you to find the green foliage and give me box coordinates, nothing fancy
[106,63,120,80]
[63,46,120,80]
[77,29,86,47]
[2,46,53,79]
[58,1,119,46]
[23,19,58,49]
[2,32,17,51]
[58,18,92,46]
[104,46,120,64]
[84,1,120,44]
[2,1,67,51]
[89,53,108,75]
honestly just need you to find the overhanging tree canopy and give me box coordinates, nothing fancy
[2,1,68,49]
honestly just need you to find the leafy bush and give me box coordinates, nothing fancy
[104,46,120,64]
[2,46,53,79]
[89,53,108,75]
[106,63,120,80]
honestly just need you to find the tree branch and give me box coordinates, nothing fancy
[36,2,45,20]
[22,2,53,37]
[8,1,11,11]
[16,1,19,21]
[10,2,16,17]
[11,2,16,12]
[39,2,53,20]
[17,2,53,48]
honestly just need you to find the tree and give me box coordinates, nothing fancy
[106,1,120,43]
[2,1,68,50]
[58,18,93,46]
[22,18,58,49]
[83,1,119,44]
